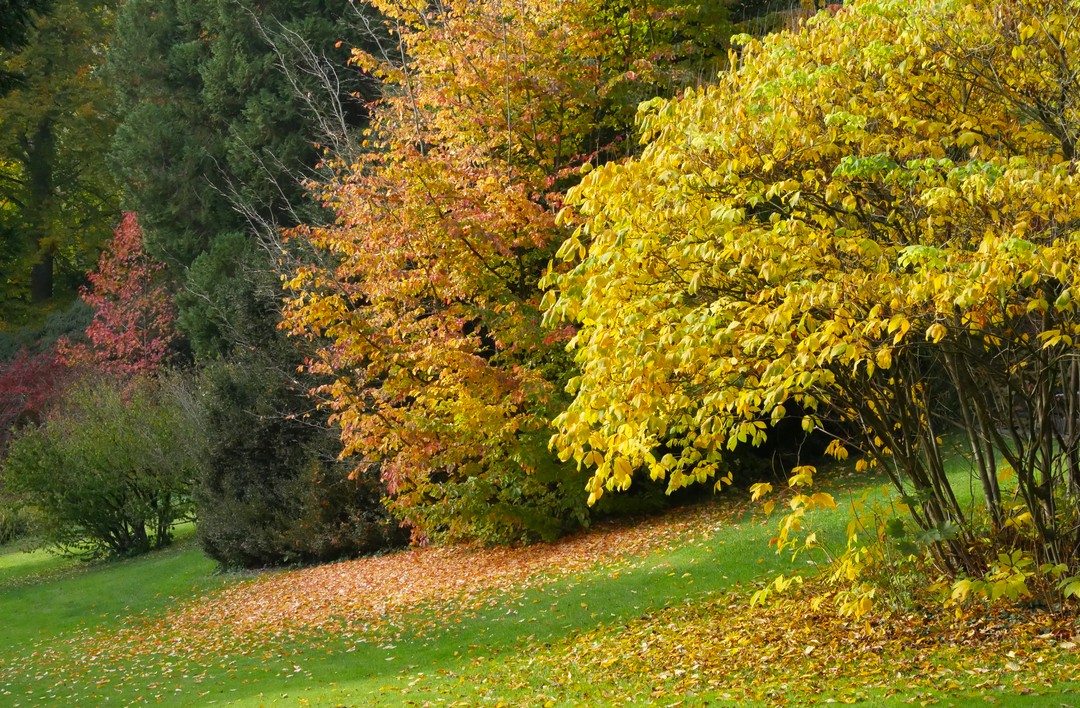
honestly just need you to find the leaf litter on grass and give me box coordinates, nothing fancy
[456,576,1080,707]
[0,499,751,704]
[4,490,1080,706]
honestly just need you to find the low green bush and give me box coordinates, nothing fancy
[0,496,34,546]
[2,373,203,558]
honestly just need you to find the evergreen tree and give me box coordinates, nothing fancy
[107,0,395,566]
[108,0,374,358]
[0,0,52,92]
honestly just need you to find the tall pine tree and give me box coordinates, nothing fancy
[108,0,374,357]
[107,0,401,566]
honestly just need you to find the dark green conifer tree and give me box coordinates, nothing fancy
[108,0,403,566]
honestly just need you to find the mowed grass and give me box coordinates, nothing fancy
[0,544,72,586]
[0,538,225,647]
[0,488,812,706]
[0,460,1078,707]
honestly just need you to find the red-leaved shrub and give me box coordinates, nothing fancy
[0,346,69,449]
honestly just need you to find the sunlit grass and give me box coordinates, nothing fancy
[0,520,197,587]
[0,545,73,586]
[0,462,1077,706]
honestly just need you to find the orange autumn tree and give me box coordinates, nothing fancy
[282,0,731,543]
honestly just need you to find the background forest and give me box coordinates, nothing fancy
[0,0,784,564]
[2,0,1080,630]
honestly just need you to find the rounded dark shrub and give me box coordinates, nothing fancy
[194,349,405,568]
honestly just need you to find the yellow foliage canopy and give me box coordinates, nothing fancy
[546,0,1080,578]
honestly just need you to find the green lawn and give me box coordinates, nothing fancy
[0,544,73,586]
[0,540,224,647]
[0,465,1078,706]
[0,491,806,706]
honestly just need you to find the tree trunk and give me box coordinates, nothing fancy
[29,251,53,302]
[22,118,55,302]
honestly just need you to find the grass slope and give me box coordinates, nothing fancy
[0,468,1077,706]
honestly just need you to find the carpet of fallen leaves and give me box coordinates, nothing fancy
[144,500,741,643]
[467,578,1080,706]
[0,501,747,704]
[4,491,1080,706]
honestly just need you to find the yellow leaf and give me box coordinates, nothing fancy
[788,466,815,487]
[925,322,947,343]
[825,439,849,460]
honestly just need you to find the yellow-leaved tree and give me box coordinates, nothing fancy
[546,0,1080,608]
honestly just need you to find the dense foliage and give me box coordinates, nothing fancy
[107,0,375,359]
[0,0,52,92]
[106,0,403,566]
[0,342,73,546]
[547,0,1080,604]
[3,374,202,558]
[0,0,118,313]
[0,345,68,448]
[58,212,177,376]
[283,0,733,543]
